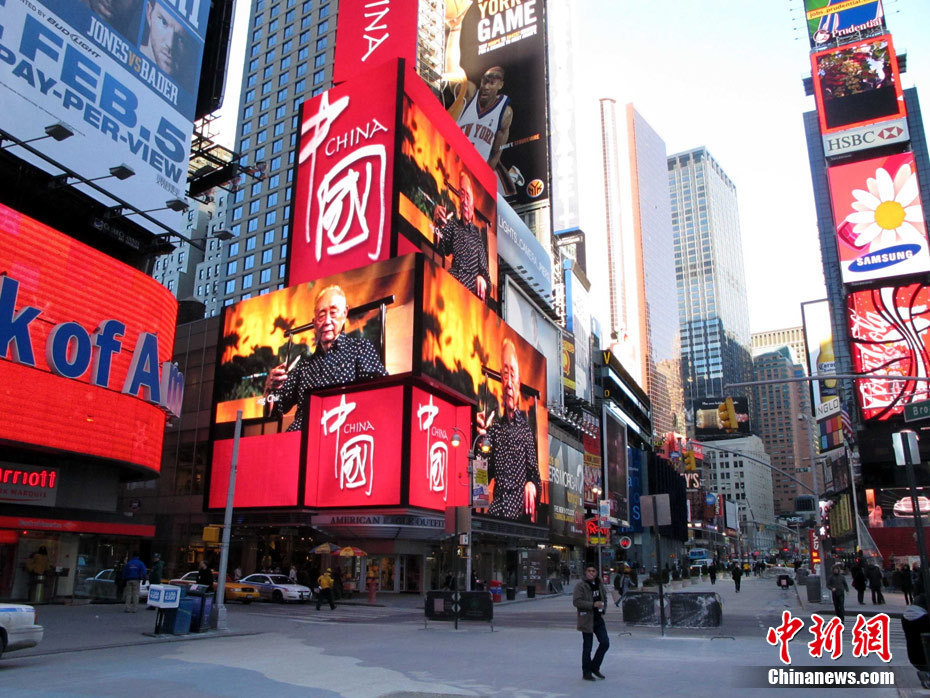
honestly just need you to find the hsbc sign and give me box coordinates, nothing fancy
[822,117,909,158]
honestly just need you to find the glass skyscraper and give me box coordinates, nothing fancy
[668,147,752,413]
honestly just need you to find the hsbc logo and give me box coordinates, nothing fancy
[823,119,909,158]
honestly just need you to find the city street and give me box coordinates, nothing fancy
[3,575,921,697]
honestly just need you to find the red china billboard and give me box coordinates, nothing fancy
[847,284,930,420]
[333,0,419,84]
[215,255,416,424]
[827,152,930,284]
[291,60,401,286]
[408,387,472,510]
[209,432,302,508]
[0,203,177,473]
[305,386,404,507]
[811,35,905,135]
[804,0,885,49]
[421,262,549,525]
[440,0,550,207]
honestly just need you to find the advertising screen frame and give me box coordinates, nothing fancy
[0,0,209,232]
[603,404,629,526]
[811,34,905,136]
[827,152,930,285]
[0,203,177,474]
[847,283,930,421]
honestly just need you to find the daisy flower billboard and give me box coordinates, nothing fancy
[826,151,930,284]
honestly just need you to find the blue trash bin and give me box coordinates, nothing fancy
[191,593,214,632]
[171,598,193,634]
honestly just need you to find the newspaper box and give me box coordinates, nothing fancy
[148,584,181,609]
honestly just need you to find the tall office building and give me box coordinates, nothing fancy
[703,435,776,553]
[751,326,806,368]
[626,105,683,435]
[599,98,627,343]
[751,348,818,516]
[217,0,338,309]
[668,147,752,411]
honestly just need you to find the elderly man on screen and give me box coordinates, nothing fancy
[263,285,387,431]
[477,338,541,522]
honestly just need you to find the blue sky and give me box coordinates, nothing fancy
[214,0,930,334]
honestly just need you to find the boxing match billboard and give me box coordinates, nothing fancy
[0,203,178,474]
[0,0,209,232]
[441,0,550,208]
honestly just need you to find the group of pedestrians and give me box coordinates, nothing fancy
[850,562,886,605]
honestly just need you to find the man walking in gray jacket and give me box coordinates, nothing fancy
[573,565,610,681]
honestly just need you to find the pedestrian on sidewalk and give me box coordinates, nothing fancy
[867,564,885,604]
[827,565,849,622]
[122,553,147,613]
[709,562,717,585]
[573,564,609,681]
[902,594,930,689]
[852,564,867,605]
[901,564,914,605]
[196,560,214,589]
[731,562,742,593]
[613,566,632,608]
[316,568,336,610]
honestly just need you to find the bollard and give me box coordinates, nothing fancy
[367,579,377,604]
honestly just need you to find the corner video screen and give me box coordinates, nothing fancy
[812,35,905,134]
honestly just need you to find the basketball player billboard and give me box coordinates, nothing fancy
[441,0,550,208]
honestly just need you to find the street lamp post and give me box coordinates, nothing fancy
[213,409,241,631]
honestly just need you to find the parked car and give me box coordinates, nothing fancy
[0,603,43,658]
[78,569,149,602]
[239,573,312,603]
[167,571,260,604]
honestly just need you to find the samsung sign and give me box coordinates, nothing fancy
[496,196,553,306]
[822,117,909,158]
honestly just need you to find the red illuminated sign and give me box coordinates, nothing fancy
[408,387,471,511]
[827,152,929,284]
[290,60,400,286]
[333,0,419,84]
[0,515,154,537]
[0,204,177,473]
[209,432,302,508]
[811,35,905,135]
[305,386,404,507]
[847,284,930,420]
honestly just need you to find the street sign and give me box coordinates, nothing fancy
[905,400,930,423]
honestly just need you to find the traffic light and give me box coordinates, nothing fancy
[718,397,738,432]
[684,450,697,471]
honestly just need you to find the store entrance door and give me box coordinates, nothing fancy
[400,555,421,593]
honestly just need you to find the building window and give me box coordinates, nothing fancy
[262,248,274,264]
[225,279,236,294]
[226,260,238,275]
[244,254,255,270]
[242,273,253,289]
[260,268,272,284]
[246,236,257,251]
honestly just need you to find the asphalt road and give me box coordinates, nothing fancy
[1,574,921,697]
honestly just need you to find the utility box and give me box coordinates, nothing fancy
[806,576,822,603]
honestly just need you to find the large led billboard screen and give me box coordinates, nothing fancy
[421,262,549,526]
[291,60,401,286]
[396,79,499,303]
[811,35,905,135]
[441,0,549,208]
[847,284,930,420]
[548,437,585,543]
[603,406,629,526]
[801,299,841,420]
[804,0,885,49]
[0,0,209,231]
[692,397,751,439]
[215,255,417,424]
[0,203,177,473]
[827,152,930,284]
